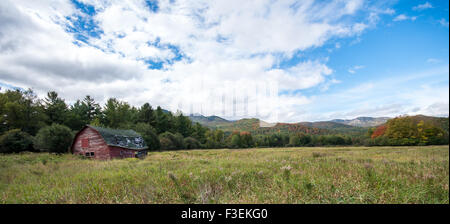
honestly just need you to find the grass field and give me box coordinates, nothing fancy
[0,145,448,204]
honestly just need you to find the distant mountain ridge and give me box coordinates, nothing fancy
[188,114,232,126]
[188,114,390,128]
[199,118,334,135]
[187,114,448,136]
[330,117,390,127]
[187,114,386,135]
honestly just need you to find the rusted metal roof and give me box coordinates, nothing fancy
[87,125,148,150]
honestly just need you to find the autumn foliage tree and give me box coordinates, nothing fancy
[369,116,448,146]
[371,125,387,139]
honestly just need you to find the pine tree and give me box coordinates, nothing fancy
[43,91,68,125]
[138,103,156,126]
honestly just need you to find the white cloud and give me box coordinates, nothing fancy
[2,0,432,123]
[413,2,433,11]
[319,78,341,92]
[393,14,417,22]
[382,8,396,15]
[439,18,449,28]
[348,65,365,74]
[367,7,395,25]
[0,0,374,121]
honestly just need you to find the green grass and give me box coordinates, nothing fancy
[0,145,448,204]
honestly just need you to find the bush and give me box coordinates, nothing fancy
[159,137,176,150]
[184,137,200,149]
[34,124,73,153]
[173,133,185,149]
[0,129,34,153]
[159,132,185,150]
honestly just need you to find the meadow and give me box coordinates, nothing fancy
[0,145,448,204]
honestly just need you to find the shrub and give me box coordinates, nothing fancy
[159,132,185,150]
[205,137,219,149]
[0,129,34,153]
[173,133,185,149]
[184,137,200,149]
[159,137,176,150]
[34,124,73,153]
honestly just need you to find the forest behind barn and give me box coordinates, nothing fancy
[0,89,448,155]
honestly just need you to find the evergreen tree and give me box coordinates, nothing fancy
[103,98,135,128]
[66,95,101,130]
[191,122,207,144]
[174,111,192,137]
[83,95,102,122]
[138,103,156,126]
[155,106,169,134]
[43,91,69,125]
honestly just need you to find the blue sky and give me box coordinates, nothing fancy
[0,0,448,122]
[293,0,449,119]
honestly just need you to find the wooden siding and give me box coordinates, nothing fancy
[109,146,136,159]
[72,127,111,160]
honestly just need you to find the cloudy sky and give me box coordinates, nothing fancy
[0,0,448,122]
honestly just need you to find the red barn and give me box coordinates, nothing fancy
[71,125,148,160]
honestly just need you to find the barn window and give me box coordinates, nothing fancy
[81,138,89,148]
[85,152,94,158]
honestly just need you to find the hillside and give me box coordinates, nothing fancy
[189,115,389,128]
[188,114,231,127]
[408,115,449,133]
[187,114,448,138]
[188,115,369,135]
[330,117,390,127]
[299,121,369,135]
[190,117,332,135]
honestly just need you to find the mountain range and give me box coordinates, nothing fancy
[188,114,448,136]
[188,114,232,126]
[187,114,392,135]
[189,114,389,128]
[330,117,390,127]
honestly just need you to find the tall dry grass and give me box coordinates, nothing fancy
[0,145,448,203]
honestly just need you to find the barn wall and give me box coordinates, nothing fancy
[109,146,137,159]
[72,127,111,160]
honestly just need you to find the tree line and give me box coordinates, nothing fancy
[0,89,211,153]
[366,115,449,146]
[0,89,448,154]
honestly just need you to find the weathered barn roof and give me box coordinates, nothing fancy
[87,125,148,150]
